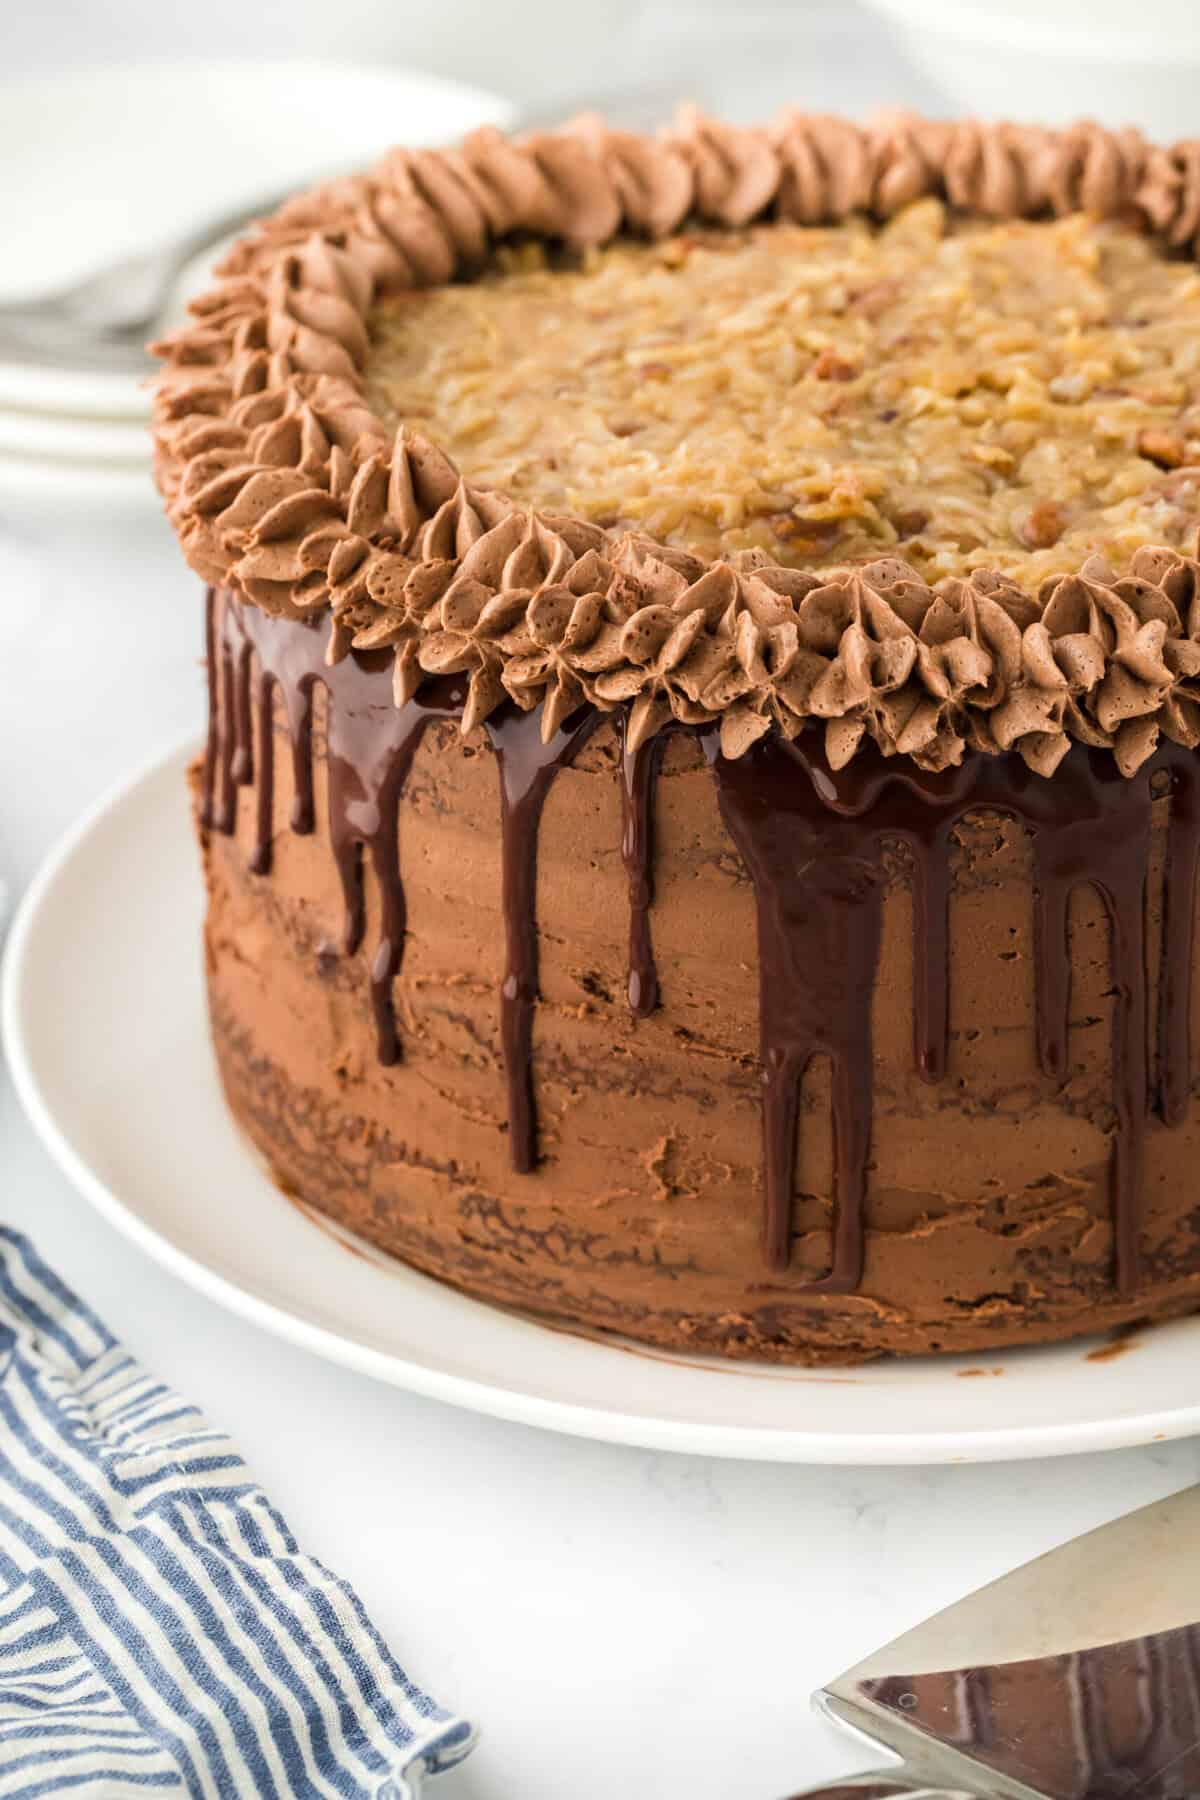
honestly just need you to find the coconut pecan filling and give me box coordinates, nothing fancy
[366,203,1200,585]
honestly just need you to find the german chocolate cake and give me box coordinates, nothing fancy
[154,109,1200,1362]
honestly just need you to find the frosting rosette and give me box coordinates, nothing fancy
[153,106,1200,776]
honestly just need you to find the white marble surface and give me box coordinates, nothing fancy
[3,17,1200,1797]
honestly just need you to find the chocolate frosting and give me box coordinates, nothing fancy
[154,108,1200,775]
[205,584,1200,1312]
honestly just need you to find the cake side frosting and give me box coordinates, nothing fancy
[153,109,1200,778]
[199,586,1200,1355]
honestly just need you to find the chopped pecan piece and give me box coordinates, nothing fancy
[1017,501,1065,550]
[812,347,860,382]
[890,505,931,537]
[1138,428,1186,469]
[849,278,902,319]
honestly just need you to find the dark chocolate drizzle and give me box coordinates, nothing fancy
[1160,743,1200,1129]
[620,717,669,1018]
[704,730,888,1289]
[324,682,464,1066]
[205,591,465,1070]
[202,587,1200,1298]
[1022,754,1153,1295]
[483,703,603,1173]
[205,590,596,1164]
[706,731,1178,1295]
[201,587,218,831]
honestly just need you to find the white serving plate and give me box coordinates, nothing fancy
[0,408,153,463]
[5,739,1200,1465]
[0,449,156,510]
[0,60,514,418]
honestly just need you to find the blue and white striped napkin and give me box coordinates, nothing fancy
[0,1227,474,1798]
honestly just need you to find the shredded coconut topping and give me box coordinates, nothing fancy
[366,210,1200,583]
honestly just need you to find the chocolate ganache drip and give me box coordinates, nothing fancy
[206,589,599,1169]
[204,588,1199,1298]
[706,732,1174,1294]
[1159,743,1200,1130]
[205,591,466,1070]
[483,703,604,1173]
[619,716,670,1018]
[705,731,889,1289]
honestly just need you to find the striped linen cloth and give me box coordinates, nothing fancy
[0,1227,474,1799]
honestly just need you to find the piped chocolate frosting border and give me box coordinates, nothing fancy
[154,108,1200,779]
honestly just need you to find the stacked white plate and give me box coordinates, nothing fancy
[0,61,514,511]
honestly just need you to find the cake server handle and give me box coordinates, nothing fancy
[783,1775,976,1799]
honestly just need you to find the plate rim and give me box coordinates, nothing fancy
[5,736,1200,1466]
[0,452,156,503]
[0,54,519,113]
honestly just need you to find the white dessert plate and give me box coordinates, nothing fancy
[0,60,514,419]
[0,450,156,512]
[6,739,1200,1465]
[0,408,152,463]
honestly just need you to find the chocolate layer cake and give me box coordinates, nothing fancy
[153,110,1200,1362]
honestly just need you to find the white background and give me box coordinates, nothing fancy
[3,3,947,123]
[4,8,1200,1797]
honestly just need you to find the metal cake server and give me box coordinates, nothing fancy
[788,1486,1200,1799]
